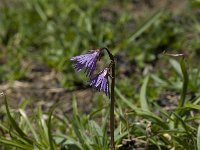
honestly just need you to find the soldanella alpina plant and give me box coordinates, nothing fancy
[70,47,116,150]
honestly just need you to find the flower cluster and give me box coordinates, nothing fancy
[70,49,110,97]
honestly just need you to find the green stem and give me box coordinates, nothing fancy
[101,47,115,150]
[178,59,188,108]
[174,58,188,127]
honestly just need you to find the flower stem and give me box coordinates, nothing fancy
[101,47,115,150]
[110,61,115,150]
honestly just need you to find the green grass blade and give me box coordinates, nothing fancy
[89,121,103,145]
[184,103,200,110]
[115,87,137,110]
[54,134,83,150]
[197,125,200,150]
[4,96,33,144]
[140,75,150,111]
[173,113,195,134]
[34,2,47,22]
[151,74,168,86]
[0,138,33,150]
[116,87,168,129]
[132,110,169,129]
[48,107,57,150]
[72,117,93,150]
[72,94,78,116]
[37,106,49,147]
[71,96,93,150]
[19,109,39,141]
[101,108,109,147]
[172,59,189,127]
[179,59,189,108]
[115,131,128,142]
[0,124,37,148]
[126,9,163,44]
[169,59,182,77]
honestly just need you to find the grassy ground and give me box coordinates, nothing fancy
[0,0,200,149]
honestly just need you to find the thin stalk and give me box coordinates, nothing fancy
[174,58,188,127]
[178,59,188,108]
[101,47,115,150]
[110,61,115,150]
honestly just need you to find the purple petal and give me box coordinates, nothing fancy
[89,68,110,97]
[70,51,100,77]
[95,76,103,87]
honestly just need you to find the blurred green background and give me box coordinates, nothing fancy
[0,0,200,117]
[0,0,199,88]
[0,0,200,149]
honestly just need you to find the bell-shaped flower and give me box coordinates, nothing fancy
[70,49,101,77]
[90,68,110,97]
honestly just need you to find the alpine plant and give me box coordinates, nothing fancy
[70,47,116,150]
[70,48,111,97]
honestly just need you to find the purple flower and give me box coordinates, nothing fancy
[90,68,110,97]
[70,49,101,77]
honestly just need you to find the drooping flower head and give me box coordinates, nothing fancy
[70,49,102,77]
[90,68,110,97]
